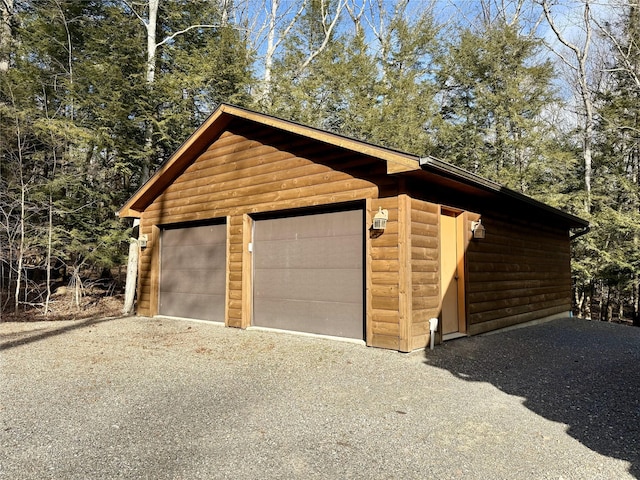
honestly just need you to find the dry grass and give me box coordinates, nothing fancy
[1,289,124,322]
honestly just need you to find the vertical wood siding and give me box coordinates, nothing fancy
[466,215,572,335]
[409,199,440,350]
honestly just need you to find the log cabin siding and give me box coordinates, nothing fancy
[140,122,383,227]
[466,215,572,335]
[121,105,587,351]
[369,197,401,350]
[227,215,243,328]
[135,121,408,349]
[409,199,440,351]
[136,222,157,315]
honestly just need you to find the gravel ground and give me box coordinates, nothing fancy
[1,316,638,479]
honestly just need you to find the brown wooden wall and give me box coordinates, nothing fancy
[366,196,441,351]
[227,215,243,328]
[465,215,572,335]
[368,196,401,350]
[135,121,416,350]
[134,118,575,351]
[410,199,440,350]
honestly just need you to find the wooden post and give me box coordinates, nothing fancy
[398,194,412,352]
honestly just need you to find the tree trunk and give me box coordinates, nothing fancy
[633,273,640,327]
[0,0,13,72]
[141,0,159,182]
[120,0,158,309]
[122,238,139,315]
[14,183,25,313]
[262,0,279,102]
[542,0,594,213]
[582,80,594,213]
[257,0,307,106]
[575,287,584,316]
[44,195,53,314]
[71,268,82,310]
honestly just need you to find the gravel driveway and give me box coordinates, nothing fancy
[1,316,639,479]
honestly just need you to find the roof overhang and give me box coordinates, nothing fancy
[117,103,588,232]
[418,156,589,230]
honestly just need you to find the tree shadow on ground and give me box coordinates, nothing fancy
[424,318,640,478]
[0,315,124,351]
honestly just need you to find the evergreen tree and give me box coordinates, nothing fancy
[153,0,253,160]
[0,0,254,312]
[430,21,564,197]
[268,1,438,154]
[589,2,640,323]
[267,0,347,127]
[367,6,438,154]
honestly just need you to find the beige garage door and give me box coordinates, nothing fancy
[159,223,226,322]
[253,210,364,339]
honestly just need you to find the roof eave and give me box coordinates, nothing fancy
[117,106,235,218]
[419,156,589,229]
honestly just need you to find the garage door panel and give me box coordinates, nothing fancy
[159,292,226,320]
[255,268,362,304]
[257,298,363,339]
[162,224,226,246]
[253,209,363,339]
[159,223,226,322]
[254,212,361,241]
[160,268,225,295]
[162,244,225,270]
[254,235,362,270]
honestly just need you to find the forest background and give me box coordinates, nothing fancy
[1,0,638,324]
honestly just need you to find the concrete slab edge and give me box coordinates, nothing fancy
[479,311,571,336]
[247,326,366,346]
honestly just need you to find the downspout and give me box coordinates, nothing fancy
[570,225,591,241]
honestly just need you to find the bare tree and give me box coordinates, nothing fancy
[246,0,352,105]
[541,0,596,214]
[593,2,640,91]
[262,0,307,102]
[294,0,348,76]
[7,105,30,313]
[123,0,232,180]
[593,1,640,325]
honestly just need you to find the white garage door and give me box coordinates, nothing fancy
[253,210,364,339]
[159,223,226,322]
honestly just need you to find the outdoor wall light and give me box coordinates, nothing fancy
[139,234,148,249]
[373,206,389,230]
[370,206,389,238]
[471,219,486,239]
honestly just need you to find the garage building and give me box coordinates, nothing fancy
[118,104,588,352]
